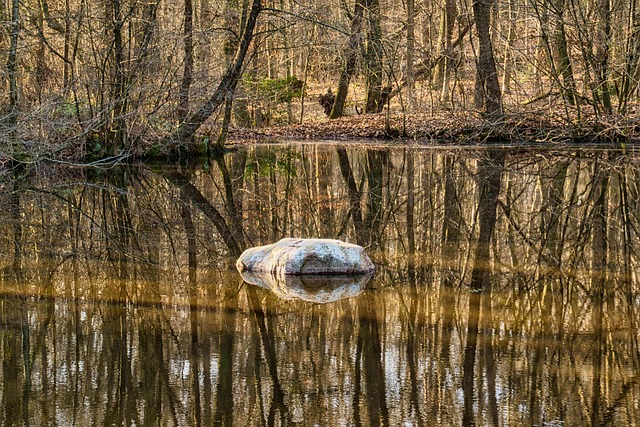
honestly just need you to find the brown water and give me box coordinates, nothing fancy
[1,143,639,426]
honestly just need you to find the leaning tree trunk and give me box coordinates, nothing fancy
[472,0,503,117]
[330,0,365,119]
[166,0,261,144]
[214,0,244,153]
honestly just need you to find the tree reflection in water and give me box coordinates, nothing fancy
[0,144,639,426]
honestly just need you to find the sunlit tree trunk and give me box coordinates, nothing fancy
[500,0,516,95]
[435,0,457,101]
[552,0,577,106]
[472,0,503,117]
[364,0,384,113]
[405,0,416,108]
[178,0,194,122]
[330,0,365,119]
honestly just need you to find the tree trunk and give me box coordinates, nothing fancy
[472,0,503,117]
[330,0,365,119]
[364,0,384,113]
[551,0,577,106]
[500,0,516,94]
[406,0,416,108]
[6,0,19,127]
[167,0,261,144]
[435,0,458,100]
[619,0,640,113]
[105,0,127,156]
[178,0,194,122]
[214,0,244,153]
[593,0,612,114]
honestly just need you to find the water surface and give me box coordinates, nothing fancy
[1,143,639,426]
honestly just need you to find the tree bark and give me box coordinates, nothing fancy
[330,0,365,119]
[619,0,640,113]
[472,0,503,117]
[593,0,612,114]
[406,0,416,108]
[6,0,19,127]
[178,0,194,122]
[435,0,458,100]
[551,0,577,106]
[167,0,261,144]
[364,0,384,113]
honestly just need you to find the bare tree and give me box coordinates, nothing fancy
[167,0,262,146]
[472,0,503,117]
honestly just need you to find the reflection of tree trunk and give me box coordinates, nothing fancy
[462,290,481,427]
[358,292,389,427]
[590,161,608,427]
[213,285,238,427]
[3,181,25,425]
[619,171,639,359]
[215,154,247,249]
[181,189,203,426]
[1,306,23,426]
[365,150,384,248]
[163,171,242,257]
[406,149,416,261]
[246,287,289,425]
[481,289,498,426]
[337,148,365,245]
[404,151,424,424]
[469,150,504,291]
[463,149,504,426]
[440,154,460,361]
[539,160,569,270]
[316,147,335,236]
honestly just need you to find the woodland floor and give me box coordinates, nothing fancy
[227,109,640,147]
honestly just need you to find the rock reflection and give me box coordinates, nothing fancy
[239,270,373,303]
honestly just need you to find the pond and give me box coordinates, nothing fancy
[1,143,639,426]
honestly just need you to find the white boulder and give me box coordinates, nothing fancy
[236,238,375,275]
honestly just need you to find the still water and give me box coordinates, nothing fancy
[1,143,639,426]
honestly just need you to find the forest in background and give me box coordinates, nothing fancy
[1,0,640,161]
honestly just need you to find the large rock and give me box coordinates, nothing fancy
[239,270,373,303]
[236,238,375,275]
